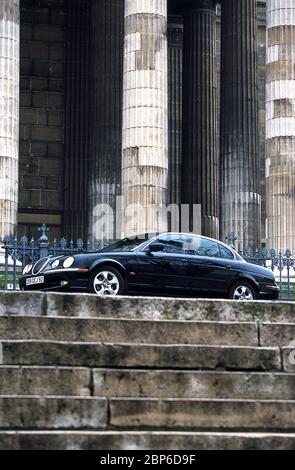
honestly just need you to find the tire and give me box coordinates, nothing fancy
[229,281,257,301]
[89,266,126,296]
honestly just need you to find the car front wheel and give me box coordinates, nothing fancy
[229,281,257,301]
[89,266,125,296]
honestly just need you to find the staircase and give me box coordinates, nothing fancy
[0,291,295,450]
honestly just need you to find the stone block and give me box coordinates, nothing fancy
[30,78,49,91]
[22,175,47,190]
[31,126,63,142]
[30,142,48,157]
[21,42,49,60]
[20,108,47,125]
[260,323,295,347]
[0,397,107,429]
[33,25,64,42]
[21,8,50,25]
[0,367,91,396]
[93,369,295,400]
[40,190,62,210]
[39,158,62,175]
[109,398,295,430]
[47,143,64,157]
[46,176,62,190]
[49,44,64,61]
[19,126,31,141]
[33,60,64,79]
[48,110,63,126]
[20,58,33,76]
[48,79,64,92]
[20,24,33,41]
[32,92,63,109]
[19,158,39,176]
[18,190,30,208]
[20,91,31,107]
[19,141,30,156]
[29,190,41,208]
[282,348,295,372]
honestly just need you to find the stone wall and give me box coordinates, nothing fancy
[18,0,65,239]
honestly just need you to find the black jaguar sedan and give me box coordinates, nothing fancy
[19,232,279,300]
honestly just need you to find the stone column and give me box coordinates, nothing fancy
[88,0,124,243]
[181,0,219,239]
[122,0,168,237]
[266,0,295,252]
[168,20,183,210]
[64,0,91,240]
[220,0,261,250]
[0,0,19,240]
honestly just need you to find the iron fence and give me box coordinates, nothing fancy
[0,224,101,291]
[1,225,295,301]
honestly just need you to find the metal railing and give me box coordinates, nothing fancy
[0,224,101,291]
[1,225,295,300]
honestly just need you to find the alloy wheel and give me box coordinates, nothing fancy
[232,285,254,301]
[93,270,120,296]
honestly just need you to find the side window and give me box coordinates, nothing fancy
[155,234,187,254]
[219,244,235,260]
[187,236,220,258]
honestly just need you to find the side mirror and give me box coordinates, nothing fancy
[148,243,164,254]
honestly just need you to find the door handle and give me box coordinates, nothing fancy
[226,265,232,270]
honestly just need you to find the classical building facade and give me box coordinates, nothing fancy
[1,0,293,251]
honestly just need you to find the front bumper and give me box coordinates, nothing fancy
[258,285,280,300]
[19,268,89,292]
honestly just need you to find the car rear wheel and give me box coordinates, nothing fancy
[229,281,257,301]
[89,267,125,296]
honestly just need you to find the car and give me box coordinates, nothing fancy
[19,232,280,300]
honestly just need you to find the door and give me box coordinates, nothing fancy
[127,234,191,292]
[185,236,239,294]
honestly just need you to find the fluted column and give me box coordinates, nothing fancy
[168,21,183,209]
[266,0,295,252]
[88,0,124,242]
[122,0,168,237]
[0,0,19,239]
[220,0,261,250]
[64,0,91,240]
[181,0,219,238]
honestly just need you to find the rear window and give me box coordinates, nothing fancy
[219,245,235,260]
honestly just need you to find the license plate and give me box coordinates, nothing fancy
[26,276,45,286]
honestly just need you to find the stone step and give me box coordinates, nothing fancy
[1,367,293,399]
[1,431,295,450]
[2,291,295,324]
[1,397,294,431]
[109,398,295,431]
[0,367,91,396]
[92,369,295,400]
[0,316,259,346]
[261,323,295,347]
[1,341,282,371]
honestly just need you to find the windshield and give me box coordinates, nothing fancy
[99,235,153,253]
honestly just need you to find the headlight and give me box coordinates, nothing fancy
[51,259,60,269]
[23,264,32,275]
[63,256,75,268]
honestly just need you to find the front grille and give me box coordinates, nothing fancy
[32,258,49,275]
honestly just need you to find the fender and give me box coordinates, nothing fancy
[89,258,127,275]
[233,271,261,290]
